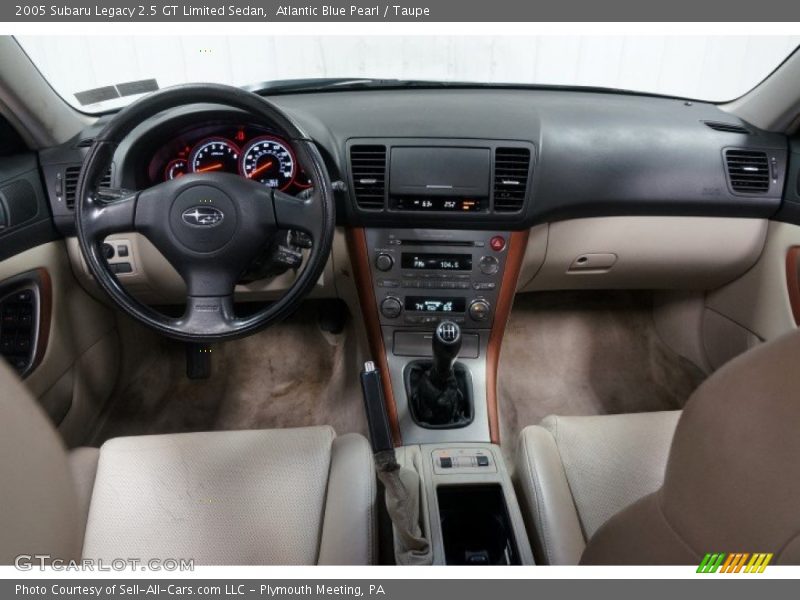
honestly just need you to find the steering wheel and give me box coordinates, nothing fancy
[75,84,335,343]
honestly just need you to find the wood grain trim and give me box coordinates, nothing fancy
[345,227,403,446]
[786,246,800,326]
[486,230,529,445]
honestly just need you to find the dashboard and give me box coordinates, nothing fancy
[27,86,796,314]
[145,122,312,195]
[38,88,791,236]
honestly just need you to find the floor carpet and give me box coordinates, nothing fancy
[91,302,367,445]
[93,292,705,455]
[497,291,706,453]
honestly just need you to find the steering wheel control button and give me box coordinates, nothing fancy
[479,255,500,275]
[169,185,238,253]
[375,252,394,271]
[380,297,403,319]
[489,236,506,252]
[468,299,491,322]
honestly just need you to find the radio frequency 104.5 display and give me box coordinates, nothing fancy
[401,253,472,271]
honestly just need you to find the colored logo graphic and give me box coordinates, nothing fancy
[697,553,773,573]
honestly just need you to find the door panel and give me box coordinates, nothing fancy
[0,152,119,446]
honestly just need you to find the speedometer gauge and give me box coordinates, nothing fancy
[190,138,240,175]
[240,136,296,190]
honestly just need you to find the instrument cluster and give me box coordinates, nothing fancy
[146,123,312,194]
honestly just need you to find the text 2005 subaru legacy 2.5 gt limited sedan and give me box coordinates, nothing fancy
[1,35,799,567]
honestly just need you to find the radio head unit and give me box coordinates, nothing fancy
[367,229,508,330]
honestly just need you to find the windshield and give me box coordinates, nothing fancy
[16,35,800,113]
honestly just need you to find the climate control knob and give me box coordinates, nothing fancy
[375,253,394,272]
[380,297,403,319]
[468,299,491,322]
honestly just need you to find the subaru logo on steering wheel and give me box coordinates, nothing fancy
[182,206,224,227]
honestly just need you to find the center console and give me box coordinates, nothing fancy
[366,228,511,444]
[349,137,536,564]
[348,137,534,446]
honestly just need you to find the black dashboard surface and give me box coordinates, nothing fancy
[39,87,790,234]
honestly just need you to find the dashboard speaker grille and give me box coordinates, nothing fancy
[493,147,531,212]
[725,149,770,194]
[350,145,387,210]
[64,165,111,209]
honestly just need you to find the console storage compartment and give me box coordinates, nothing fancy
[438,484,521,565]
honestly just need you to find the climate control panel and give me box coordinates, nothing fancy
[366,229,509,329]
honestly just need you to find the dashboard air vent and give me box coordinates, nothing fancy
[705,121,750,134]
[493,147,531,212]
[725,149,770,194]
[350,145,387,210]
[76,138,95,148]
[64,165,112,209]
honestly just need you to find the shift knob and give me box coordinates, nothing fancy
[430,321,462,386]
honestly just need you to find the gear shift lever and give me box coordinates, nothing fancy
[430,321,462,387]
[406,320,472,428]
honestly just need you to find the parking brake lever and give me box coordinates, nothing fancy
[360,361,431,564]
[360,361,395,456]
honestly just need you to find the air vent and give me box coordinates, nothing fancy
[705,121,750,134]
[76,138,95,148]
[725,150,770,194]
[493,147,531,212]
[64,165,112,209]
[350,145,387,210]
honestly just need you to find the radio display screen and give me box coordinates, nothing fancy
[401,253,472,271]
[405,296,466,313]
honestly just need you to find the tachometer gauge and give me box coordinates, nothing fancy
[164,159,188,180]
[190,138,240,175]
[240,136,296,190]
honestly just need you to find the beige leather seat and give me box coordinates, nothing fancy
[0,361,376,565]
[515,410,680,564]
[516,328,800,565]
